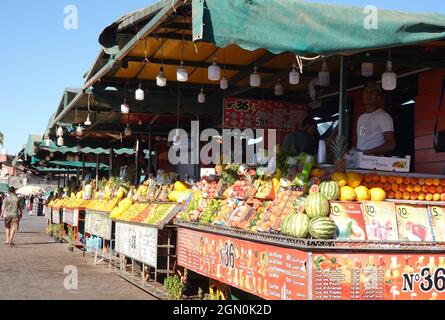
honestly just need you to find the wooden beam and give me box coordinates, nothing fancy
[125,56,282,73]
[228,51,276,87]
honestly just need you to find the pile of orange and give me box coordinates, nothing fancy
[361,175,445,201]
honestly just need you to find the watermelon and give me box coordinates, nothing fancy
[282,213,310,238]
[319,181,340,201]
[292,196,307,212]
[309,217,337,239]
[305,192,330,219]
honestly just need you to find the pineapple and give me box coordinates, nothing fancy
[329,135,348,173]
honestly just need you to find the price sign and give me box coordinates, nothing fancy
[362,201,398,241]
[396,204,433,241]
[85,211,112,240]
[115,222,158,268]
[52,209,60,224]
[428,206,445,241]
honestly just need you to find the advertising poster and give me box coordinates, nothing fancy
[312,253,445,300]
[396,204,434,241]
[177,228,309,300]
[330,202,367,240]
[362,201,399,241]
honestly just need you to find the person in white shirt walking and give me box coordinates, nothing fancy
[357,82,396,156]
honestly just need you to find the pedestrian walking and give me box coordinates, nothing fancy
[1,187,23,245]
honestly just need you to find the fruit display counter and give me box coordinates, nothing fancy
[174,169,445,300]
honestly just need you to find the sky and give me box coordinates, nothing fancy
[0,0,444,155]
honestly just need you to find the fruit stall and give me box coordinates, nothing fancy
[173,161,445,300]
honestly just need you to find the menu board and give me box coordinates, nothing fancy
[362,201,399,241]
[52,209,61,224]
[396,204,433,242]
[330,202,367,240]
[63,208,79,227]
[115,222,158,268]
[44,206,51,221]
[312,253,445,300]
[177,228,309,300]
[223,97,307,132]
[428,206,445,241]
[85,211,113,240]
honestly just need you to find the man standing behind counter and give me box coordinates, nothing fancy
[357,82,396,156]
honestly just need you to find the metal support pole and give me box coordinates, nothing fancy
[81,155,86,180]
[338,55,349,140]
[109,148,114,178]
[95,154,99,190]
[135,139,141,185]
[148,126,152,174]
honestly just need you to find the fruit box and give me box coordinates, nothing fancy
[395,204,434,241]
[330,202,367,240]
[347,151,411,173]
[428,206,445,241]
[362,201,399,241]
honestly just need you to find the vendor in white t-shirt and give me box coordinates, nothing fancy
[357,82,396,156]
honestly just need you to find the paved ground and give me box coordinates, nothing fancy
[0,214,156,300]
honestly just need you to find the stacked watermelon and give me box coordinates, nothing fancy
[281,184,337,240]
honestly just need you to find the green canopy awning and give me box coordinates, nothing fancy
[44,160,109,170]
[193,0,445,55]
[38,141,136,156]
[0,183,9,193]
[24,135,42,157]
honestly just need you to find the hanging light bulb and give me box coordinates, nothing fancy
[57,136,64,146]
[274,80,284,96]
[250,66,261,87]
[198,88,206,104]
[318,60,330,87]
[50,152,54,158]
[76,125,83,136]
[156,67,167,87]
[289,63,300,85]
[84,113,92,126]
[177,61,188,82]
[138,117,143,126]
[45,155,51,161]
[382,59,397,91]
[74,155,80,162]
[57,127,64,137]
[121,99,130,114]
[361,53,374,78]
[208,57,221,81]
[76,144,82,153]
[124,124,132,136]
[220,76,228,90]
[135,82,145,101]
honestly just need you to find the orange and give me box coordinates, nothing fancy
[399,184,406,192]
[428,186,437,194]
[441,193,445,201]
[402,192,410,200]
[403,177,411,185]
[395,191,403,200]
[387,191,395,199]
[426,178,433,186]
[380,176,388,183]
[372,175,380,183]
[433,193,441,201]
[433,178,440,186]
[375,182,384,189]
[410,177,418,185]
[388,176,396,184]
[383,183,392,192]
[414,185,422,193]
[426,193,433,201]
[391,183,399,192]
[441,179,445,187]
[410,192,418,201]
[418,178,425,186]
[406,184,414,193]
[365,175,373,183]
[368,182,376,189]
[418,193,426,201]
[395,176,403,184]
[437,186,444,194]
[421,186,429,194]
